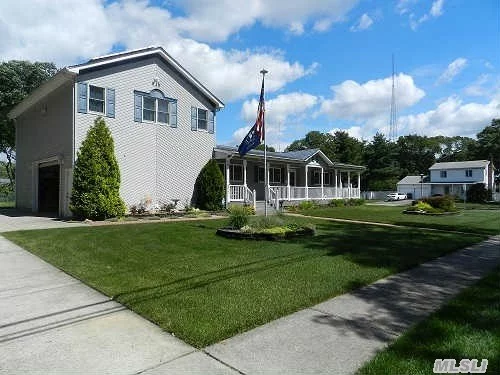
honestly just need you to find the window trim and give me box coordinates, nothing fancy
[440,170,447,178]
[193,107,208,132]
[269,167,282,184]
[141,95,170,125]
[465,169,472,177]
[88,85,106,115]
[257,166,265,183]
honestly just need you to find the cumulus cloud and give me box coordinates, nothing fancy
[0,0,317,102]
[231,92,319,148]
[437,58,468,84]
[399,95,500,137]
[430,0,445,17]
[173,0,359,42]
[319,73,425,120]
[350,14,373,32]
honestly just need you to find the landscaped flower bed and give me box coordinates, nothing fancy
[403,195,459,215]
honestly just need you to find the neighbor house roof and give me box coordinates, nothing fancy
[429,160,489,170]
[397,176,425,185]
[9,46,224,119]
[214,145,365,170]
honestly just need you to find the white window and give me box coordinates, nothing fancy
[142,97,170,124]
[269,168,281,184]
[256,166,265,183]
[230,165,243,182]
[197,108,208,130]
[465,169,472,177]
[89,85,105,114]
[440,170,447,178]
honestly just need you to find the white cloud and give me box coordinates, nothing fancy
[0,0,317,103]
[313,18,335,32]
[329,126,365,140]
[464,74,491,97]
[399,95,500,137]
[232,92,319,148]
[430,0,445,17]
[396,0,418,15]
[288,22,305,35]
[319,73,425,120]
[437,58,468,84]
[172,0,359,42]
[350,14,373,32]
[407,0,445,30]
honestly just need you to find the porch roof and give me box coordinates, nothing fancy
[214,145,365,171]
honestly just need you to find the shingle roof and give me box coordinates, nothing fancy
[429,160,489,170]
[398,176,426,184]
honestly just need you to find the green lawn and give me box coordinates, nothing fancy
[4,218,486,347]
[357,267,500,375]
[0,201,15,208]
[294,205,500,235]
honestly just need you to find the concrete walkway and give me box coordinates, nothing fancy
[0,236,237,374]
[0,209,87,232]
[1,233,499,374]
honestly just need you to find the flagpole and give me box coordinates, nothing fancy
[260,69,268,217]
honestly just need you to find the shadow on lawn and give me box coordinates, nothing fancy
[306,235,499,370]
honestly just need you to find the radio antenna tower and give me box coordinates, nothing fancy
[389,54,398,142]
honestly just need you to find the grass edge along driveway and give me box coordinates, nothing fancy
[4,218,487,348]
[357,266,500,375]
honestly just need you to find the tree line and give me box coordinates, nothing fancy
[285,120,500,190]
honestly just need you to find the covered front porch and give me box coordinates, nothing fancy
[214,146,365,209]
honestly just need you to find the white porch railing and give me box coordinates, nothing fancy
[229,185,256,209]
[265,186,360,201]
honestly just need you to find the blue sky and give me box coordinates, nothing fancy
[1,0,499,148]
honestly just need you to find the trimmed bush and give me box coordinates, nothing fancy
[329,199,345,207]
[422,195,456,212]
[193,159,225,211]
[466,183,492,203]
[70,117,125,220]
[298,200,318,210]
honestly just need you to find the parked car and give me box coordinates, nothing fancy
[386,192,407,201]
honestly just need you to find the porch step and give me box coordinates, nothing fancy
[255,201,278,216]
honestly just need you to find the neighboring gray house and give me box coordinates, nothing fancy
[397,160,497,200]
[9,46,224,216]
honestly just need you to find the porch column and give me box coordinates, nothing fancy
[266,162,270,202]
[348,171,351,199]
[358,172,361,198]
[225,157,230,207]
[243,159,247,187]
[320,167,324,199]
[335,169,338,198]
[287,164,291,201]
[339,171,342,198]
[305,165,309,199]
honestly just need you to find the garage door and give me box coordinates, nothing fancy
[38,164,60,213]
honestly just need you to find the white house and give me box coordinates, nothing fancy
[9,46,365,216]
[397,160,496,200]
[9,46,224,216]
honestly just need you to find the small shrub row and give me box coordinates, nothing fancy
[328,198,365,207]
[421,195,457,212]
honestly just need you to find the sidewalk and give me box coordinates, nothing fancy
[1,234,499,374]
[206,235,500,374]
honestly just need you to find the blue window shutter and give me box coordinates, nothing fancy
[134,93,142,122]
[191,106,197,131]
[77,82,87,113]
[170,100,177,128]
[208,111,214,134]
[106,88,115,118]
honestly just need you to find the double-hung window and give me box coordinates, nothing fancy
[142,97,169,124]
[134,90,177,127]
[230,165,243,183]
[77,82,115,117]
[191,106,214,133]
[89,85,105,114]
[269,168,281,184]
[465,169,472,177]
[440,170,447,178]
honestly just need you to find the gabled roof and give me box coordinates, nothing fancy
[214,145,365,170]
[9,46,224,119]
[398,175,427,184]
[429,160,489,170]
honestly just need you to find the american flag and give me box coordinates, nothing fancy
[238,76,265,156]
